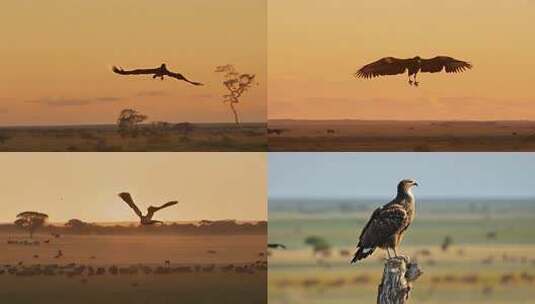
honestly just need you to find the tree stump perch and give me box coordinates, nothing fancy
[377,256,423,304]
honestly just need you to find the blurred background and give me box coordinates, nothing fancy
[268,153,535,304]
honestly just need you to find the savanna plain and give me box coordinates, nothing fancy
[268,120,535,151]
[268,198,535,304]
[0,123,266,152]
[0,221,267,304]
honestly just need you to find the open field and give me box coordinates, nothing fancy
[0,123,266,151]
[0,233,267,304]
[268,120,535,151]
[268,198,535,304]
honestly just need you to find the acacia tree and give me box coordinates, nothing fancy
[215,65,256,127]
[14,211,48,238]
[117,108,148,137]
[65,218,91,232]
[304,236,331,256]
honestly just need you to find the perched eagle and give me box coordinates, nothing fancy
[351,179,418,263]
[355,56,472,86]
[112,63,203,86]
[118,192,178,225]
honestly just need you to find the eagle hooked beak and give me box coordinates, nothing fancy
[413,182,419,187]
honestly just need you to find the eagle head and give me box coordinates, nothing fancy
[413,56,422,63]
[399,179,419,192]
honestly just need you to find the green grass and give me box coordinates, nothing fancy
[268,200,535,304]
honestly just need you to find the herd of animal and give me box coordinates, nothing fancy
[0,260,267,279]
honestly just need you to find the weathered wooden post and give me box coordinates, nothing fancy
[377,256,423,304]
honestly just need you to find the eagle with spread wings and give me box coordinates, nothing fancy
[351,179,418,263]
[112,63,203,86]
[118,192,178,225]
[355,56,472,86]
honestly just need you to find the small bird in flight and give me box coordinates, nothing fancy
[112,63,203,86]
[268,243,287,249]
[351,179,418,263]
[118,192,178,225]
[355,56,472,86]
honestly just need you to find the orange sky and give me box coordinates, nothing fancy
[268,0,535,120]
[0,153,266,223]
[0,0,266,126]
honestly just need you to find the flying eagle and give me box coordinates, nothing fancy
[268,243,287,249]
[118,192,178,225]
[351,179,418,263]
[355,56,472,86]
[112,63,203,86]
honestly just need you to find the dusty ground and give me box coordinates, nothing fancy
[0,233,267,304]
[0,123,266,152]
[268,120,535,151]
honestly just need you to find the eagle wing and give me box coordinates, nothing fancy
[351,204,408,262]
[112,66,160,75]
[355,57,409,79]
[147,201,178,215]
[118,192,143,218]
[420,56,472,73]
[268,243,287,249]
[165,71,203,86]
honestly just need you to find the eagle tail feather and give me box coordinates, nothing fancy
[351,247,375,263]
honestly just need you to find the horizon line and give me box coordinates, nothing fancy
[0,121,267,128]
[268,118,535,123]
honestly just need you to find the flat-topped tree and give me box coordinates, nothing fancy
[215,64,256,127]
[14,211,48,238]
[117,108,148,137]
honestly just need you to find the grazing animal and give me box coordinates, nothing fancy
[44,239,50,244]
[355,56,472,86]
[351,179,418,263]
[112,63,203,86]
[54,250,63,259]
[268,243,287,249]
[118,192,178,225]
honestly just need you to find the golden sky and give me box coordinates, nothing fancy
[0,0,266,125]
[268,0,535,120]
[0,153,266,223]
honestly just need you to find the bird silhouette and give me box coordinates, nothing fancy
[355,56,472,86]
[112,63,203,86]
[267,243,287,249]
[118,192,178,225]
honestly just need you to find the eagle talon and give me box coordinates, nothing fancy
[408,80,413,85]
[414,81,419,86]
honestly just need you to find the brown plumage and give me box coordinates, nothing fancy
[112,63,203,86]
[355,56,472,86]
[118,192,178,225]
[351,179,418,263]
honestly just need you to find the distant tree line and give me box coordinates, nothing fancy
[3,218,266,236]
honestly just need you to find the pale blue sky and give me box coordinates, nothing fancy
[269,153,535,199]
